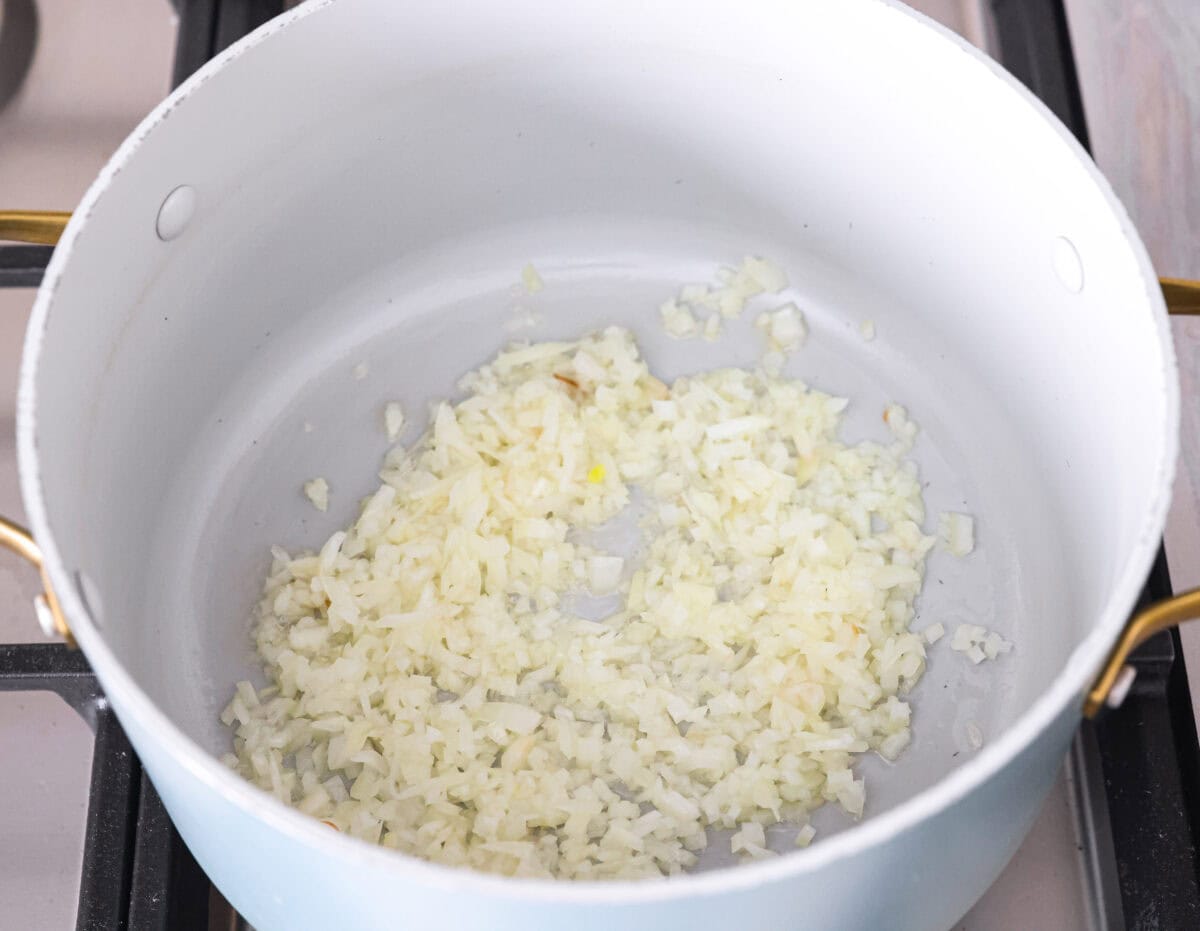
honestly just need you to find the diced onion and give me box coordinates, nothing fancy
[587,556,624,594]
[658,256,790,339]
[383,402,405,442]
[660,299,699,338]
[521,263,545,293]
[950,623,1011,664]
[939,511,975,556]
[303,477,329,512]
[756,303,806,352]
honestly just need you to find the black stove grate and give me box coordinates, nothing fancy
[0,645,215,930]
[1,1,1198,929]
[0,244,54,288]
[172,0,287,89]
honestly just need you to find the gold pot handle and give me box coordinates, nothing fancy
[0,516,73,643]
[1161,278,1200,315]
[0,210,71,245]
[1084,589,1200,717]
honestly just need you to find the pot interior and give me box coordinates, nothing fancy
[26,0,1172,858]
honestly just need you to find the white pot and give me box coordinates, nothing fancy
[4,1,1190,928]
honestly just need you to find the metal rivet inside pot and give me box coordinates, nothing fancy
[1052,236,1084,293]
[156,185,196,241]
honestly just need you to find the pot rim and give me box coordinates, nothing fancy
[17,0,1180,905]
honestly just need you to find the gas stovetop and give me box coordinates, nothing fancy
[1,2,1198,929]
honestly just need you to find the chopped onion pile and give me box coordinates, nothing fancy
[224,326,936,880]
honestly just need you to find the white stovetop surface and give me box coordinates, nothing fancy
[0,2,1195,929]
